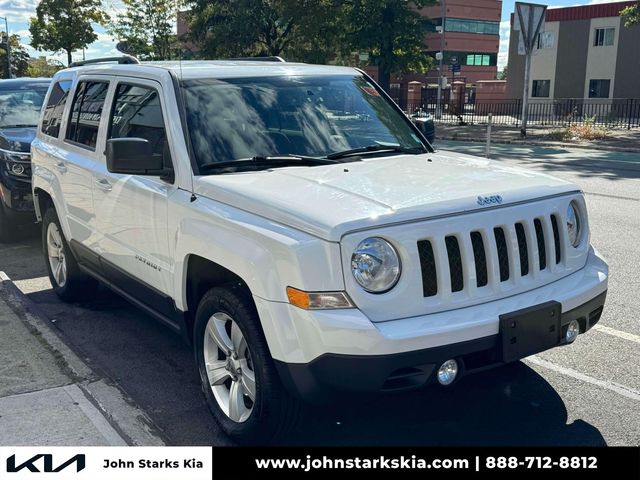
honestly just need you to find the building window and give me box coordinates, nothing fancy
[594,27,615,46]
[588,79,610,98]
[465,54,492,66]
[531,80,550,98]
[536,31,554,50]
[445,18,500,35]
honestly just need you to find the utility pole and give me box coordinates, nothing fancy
[435,0,446,119]
[0,17,10,79]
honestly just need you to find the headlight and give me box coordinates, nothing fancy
[351,237,401,293]
[566,201,582,247]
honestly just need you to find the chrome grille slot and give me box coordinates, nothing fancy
[534,218,547,271]
[551,214,561,264]
[515,223,529,276]
[417,240,438,297]
[470,232,488,287]
[493,227,510,282]
[445,236,464,293]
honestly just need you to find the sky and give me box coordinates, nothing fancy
[0,0,632,70]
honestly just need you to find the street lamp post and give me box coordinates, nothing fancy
[0,17,10,79]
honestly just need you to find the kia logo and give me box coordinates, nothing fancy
[6,454,86,473]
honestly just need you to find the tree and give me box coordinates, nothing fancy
[0,34,30,78]
[109,0,178,60]
[621,1,639,27]
[27,57,65,77]
[186,0,342,63]
[29,0,109,66]
[343,0,436,92]
[497,66,507,80]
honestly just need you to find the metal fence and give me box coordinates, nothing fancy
[403,98,640,129]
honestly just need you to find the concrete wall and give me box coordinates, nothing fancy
[614,23,640,98]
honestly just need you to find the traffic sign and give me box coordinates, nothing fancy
[450,55,458,65]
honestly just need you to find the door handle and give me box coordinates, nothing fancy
[54,161,67,173]
[95,178,112,192]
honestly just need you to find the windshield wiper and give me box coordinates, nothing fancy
[0,124,38,128]
[199,155,342,173]
[326,144,426,160]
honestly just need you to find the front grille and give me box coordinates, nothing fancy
[470,232,488,287]
[494,227,510,282]
[445,236,464,292]
[418,214,563,298]
[417,240,437,297]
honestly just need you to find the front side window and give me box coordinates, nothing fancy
[109,83,169,161]
[588,79,610,98]
[532,80,550,98]
[181,75,427,171]
[594,27,614,46]
[66,81,109,149]
[41,80,72,138]
[0,82,49,129]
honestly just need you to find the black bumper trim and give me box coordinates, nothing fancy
[275,290,607,403]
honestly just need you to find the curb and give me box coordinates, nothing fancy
[435,135,640,154]
[0,271,167,446]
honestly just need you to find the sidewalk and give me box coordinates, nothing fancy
[435,123,640,153]
[0,272,165,446]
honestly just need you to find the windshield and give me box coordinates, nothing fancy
[0,84,49,128]
[181,75,428,171]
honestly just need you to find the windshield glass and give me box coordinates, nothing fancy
[0,84,50,128]
[181,75,428,170]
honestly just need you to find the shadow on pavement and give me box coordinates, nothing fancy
[296,362,606,446]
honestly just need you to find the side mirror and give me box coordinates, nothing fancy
[106,138,170,178]
[412,117,436,145]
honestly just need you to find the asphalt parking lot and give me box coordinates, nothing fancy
[1,141,638,446]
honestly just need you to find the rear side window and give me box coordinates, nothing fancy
[41,80,72,138]
[66,81,109,149]
[109,83,169,160]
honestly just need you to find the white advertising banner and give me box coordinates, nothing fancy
[0,447,212,480]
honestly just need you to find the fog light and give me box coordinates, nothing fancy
[11,163,25,175]
[565,320,580,343]
[437,359,458,386]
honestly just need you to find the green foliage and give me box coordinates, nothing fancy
[0,34,30,78]
[186,0,436,91]
[620,2,640,27]
[186,0,342,63]
[29,0,109,66]
[342,0,437,91]
[27,57,65,77]
[497,66,507,80]
[109,0,179,60]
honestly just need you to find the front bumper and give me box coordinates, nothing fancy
[0,174,35,221]
[254,246,608,402]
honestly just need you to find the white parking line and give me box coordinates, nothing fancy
[593,325,640,344]
[525,356,640,402]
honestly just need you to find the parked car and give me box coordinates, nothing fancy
[31,57,608,444]
[0,78,51,242]
[410,109,435,145]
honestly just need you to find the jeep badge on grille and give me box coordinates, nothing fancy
[477,195,503,206]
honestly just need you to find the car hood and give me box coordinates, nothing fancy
[194,151,578,241]
[0,127,36,153]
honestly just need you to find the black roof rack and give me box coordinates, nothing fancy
[226,56,286,63]
[69,55,140,68]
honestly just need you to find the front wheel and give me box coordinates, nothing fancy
[42,207,97,301]
[0,202,17,243]
[194,285,303,444]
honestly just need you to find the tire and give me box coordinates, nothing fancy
[42,207,97,302]
[194,285,303,444]
[0,202,17,243]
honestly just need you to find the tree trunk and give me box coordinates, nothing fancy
[66,49,72,66]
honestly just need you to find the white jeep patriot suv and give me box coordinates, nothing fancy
[31,56,608,443]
